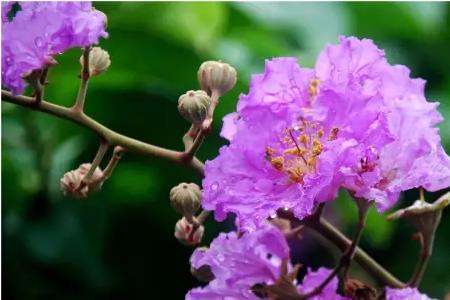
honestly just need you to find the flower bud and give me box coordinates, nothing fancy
[169,182,201,218]
[60,163,104,198]
[197,60,237,97]
[78,163,104,191]
[178,91,211,126]
[60,169,88,198]
[80,47,110,76]
[174,217,204,246]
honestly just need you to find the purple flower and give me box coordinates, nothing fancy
[385,287,437,300]
[186,225,290,300]
[316,36,450,211]
[202,36,450,230]
[1,2,108,95]
[297,268,348,300]
[1,2,14,23]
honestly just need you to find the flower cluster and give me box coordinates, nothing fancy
[202,36,450,231]
[187,225,290,299]
[1,1,108,94]
[186,224,438,300]
[187,225,349,300]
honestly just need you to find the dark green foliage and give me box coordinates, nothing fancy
[2,2,450,299]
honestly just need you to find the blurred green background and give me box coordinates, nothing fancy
[2,2,450,299]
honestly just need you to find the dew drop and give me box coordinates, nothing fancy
[211,182,219,191]
[34,37,43,47]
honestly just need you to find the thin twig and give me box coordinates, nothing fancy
[311,218,404,288]
[101,146,125,180]
[82,140,109,183]
[299,201,370,299]
[72,47,91,112]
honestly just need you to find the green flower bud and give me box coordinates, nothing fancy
[178,90,211,126]
[197,60,237,97]
[169,182,202,218]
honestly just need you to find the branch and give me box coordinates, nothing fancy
[311,217,404,288]
[2,90,204,175]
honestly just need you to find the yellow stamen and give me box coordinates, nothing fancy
[271,156,284,171]
[308,78,320,97]
[312,139,323,156]
[328,127,339,141]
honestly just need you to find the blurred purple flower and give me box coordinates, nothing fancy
[1,2,108,94]
[298,267,348,300]
[1,1,14,23]
[186,225,290,300]
[202,36,450,231]
[385,287,437,300]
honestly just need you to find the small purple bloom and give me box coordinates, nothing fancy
[202,36,450,230]
[385,287,437,300]
[186,225,290,300]
[297,267,348,300]
[1,2,108,94]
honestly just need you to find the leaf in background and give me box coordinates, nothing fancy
[102,2,227,54]
[334,190,395,248]
[346,2,445,41]
[233,2,351,65]
[107,162,160,202]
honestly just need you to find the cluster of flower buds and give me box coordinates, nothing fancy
[177,60,237,132]
[80,46,111,77]
[60,163,104,198]
[169,182,204,245]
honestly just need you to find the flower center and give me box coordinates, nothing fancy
[266,119,338,183]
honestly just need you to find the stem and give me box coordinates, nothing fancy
[196,210,210,224]
[72,47,91,112]
[408,210,441,287]
[201,89,219,132]
[409,248,431,287]
[183,130,206,161]
[300,201,370,299]
[82,141,109,183]
[2,90,204,176]
[35,68,48,106]
[182,125,197,150]
[311,218,404,288]
[101,146,125,180]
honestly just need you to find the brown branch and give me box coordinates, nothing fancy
[2,90,204,175]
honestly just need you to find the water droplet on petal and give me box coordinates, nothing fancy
[211,182,219,191]
[34,37,43,47]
